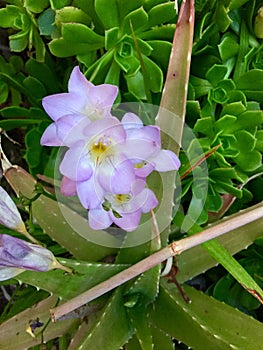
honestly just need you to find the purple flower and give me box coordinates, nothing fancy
[0,234,71,281]
[40,66,118,146]
[59,117,136,209]
[88,179,158,232]
[122,113,180,177]
[39,67,181,232]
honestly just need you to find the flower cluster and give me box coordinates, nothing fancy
[41,67,180,231]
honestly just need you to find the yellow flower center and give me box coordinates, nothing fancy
[115,194,131,203]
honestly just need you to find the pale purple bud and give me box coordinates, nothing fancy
[0,234,71,281]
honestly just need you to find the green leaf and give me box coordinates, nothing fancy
[234,130,256,152]
[148,2,176,27]
[127,307,153,350]
[235,150,262,172]
[218,33,239,61]
[139,25,175,41]
[9,31,28,52]
[105,27,119,50]
[151,283,263,350]
[142,55,163,93]
[214,114,237,134]
[151,326,174,350]
[23,76,47,99]
[25,58,60,94]
[234,110,263,130]
[255,130,263,152]
[124,265,161,307]
[37,8,56,35]
[77,288,133,350]
[0,119,41,130]
[177,203,263,283]
[24,0,49,13]
[194,116,214,137]
[0,296,78,350]
[50,0,71,10]
[122,7,148,34]
[213,2,231,32]
[117,0,144,18]
[236,69,263,102]
[0,6,21,28]
[95,0,119,29]
[220,101,246,116]
[1,106,46,119]
[0,81,9,104]
[61,23,104,45]
[55,6,91,26]
[206,64,228,86]
[147,40,172,71]
[17,258,128,300]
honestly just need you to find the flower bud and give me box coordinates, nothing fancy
[0,186,26,233]
[0,234,71,281]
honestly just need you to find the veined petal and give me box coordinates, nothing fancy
[87,84,118,118]
[134,162,154,178]
[42,92,85,121]
[60,144,92,181]
[138,188,158,213]
[122,112,143,129]
[68,66,93,97]
[56,114,90,147]
[149,149,181,171]
[77,177,105,209]
[40,123,62,146]
[98,156,135,194]
[61,176,77,197]
[0,266,24,281]
[0,187,25,233]
[111,210,141,232]
[88,207,112,230]
[84,117,126,143]
[0,235,54,271]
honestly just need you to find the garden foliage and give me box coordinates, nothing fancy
[0,0,262,349]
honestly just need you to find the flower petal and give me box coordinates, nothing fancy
[122,112,143,129]
[61,176,77,196]
[98,156,135,194]
[60,144,92,181]
[56,114,90,147]
[111,210,141,232]
[87,84,118,119]
[40,123,62,146]
[77,177,105,209]
[0,187,25,233]
[88,207,112,230]
[68,66,93,98]
[42,92,85,121]
[149,149,181,171]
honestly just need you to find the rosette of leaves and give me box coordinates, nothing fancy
[0,0,50,62]
[178,0,263,225]
[47,0,177,101]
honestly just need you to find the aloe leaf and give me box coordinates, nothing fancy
[150,282,263,350]
[0,296,78,350]
[127,306,153,350]
[4,166,117,261]
[76,288,134,350]
[175,202,263,298]
[16,258,128,301]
